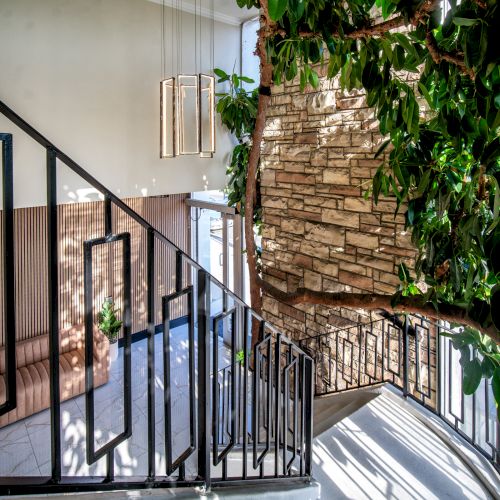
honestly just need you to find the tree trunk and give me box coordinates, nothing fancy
[245,3,274,346]
[259,279,500,345]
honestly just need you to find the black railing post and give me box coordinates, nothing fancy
[47,148,61,482]
[146,228,156,479]
[175,249,183,293]
[104,195,112,237]
[274,334,281,478]
[436,323,442,416]
[304,357,314,478]
[0,134,16,417]
[403,314,410,397]
[197,269,211,491]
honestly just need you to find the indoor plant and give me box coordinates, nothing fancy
[97,297,123,363]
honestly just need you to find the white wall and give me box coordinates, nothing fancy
[0,0,241,208]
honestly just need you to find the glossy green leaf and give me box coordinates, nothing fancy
[462,358,482,395]
[268,0,287,21]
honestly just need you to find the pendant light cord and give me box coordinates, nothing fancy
[211,0,214,75]
[161,0,165,80]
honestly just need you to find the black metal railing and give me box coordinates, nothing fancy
[300,313,500,470]
[0,100,314,494]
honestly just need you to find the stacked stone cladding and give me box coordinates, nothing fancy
[260,65,418,340]
[259,66,439,405]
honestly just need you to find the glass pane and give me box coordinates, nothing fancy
[160,78,175,158]
[227,217,234,293]
[199,74,215,157]
[195,208,223,313]
[177,75,199,155]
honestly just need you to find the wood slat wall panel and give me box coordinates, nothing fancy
[0,194,189,346]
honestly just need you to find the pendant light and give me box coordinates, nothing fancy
[160,0,215,159]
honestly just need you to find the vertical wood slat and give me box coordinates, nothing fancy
[0,194,189,346]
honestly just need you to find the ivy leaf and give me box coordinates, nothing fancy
[239,76,255,84]
[453,17,479,27]
[375,139,391,158]
[268,0,287,21]
[492,368,500,417]
[462,358,482,395]
[308,69,319,88]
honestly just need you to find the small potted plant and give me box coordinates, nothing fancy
[97,297,122,363]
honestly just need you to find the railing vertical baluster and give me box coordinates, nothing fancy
[437,323,442,416]
[106,451,114,482]
[274,334,281,478]
[335,334,339,392]
[242,307,249,479]
[197,269,211,491]
[146,228,156,479]
[304,357,313,478]
[175,249,183,293]
[357,325,362,388]
[382,319,386,382]
[300,353,305,477]
[0,134,16,417]
[104,195,112,236]
[47,148,61,482]
[403,315,409,397]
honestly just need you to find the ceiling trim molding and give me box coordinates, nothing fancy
[147,0,255,26]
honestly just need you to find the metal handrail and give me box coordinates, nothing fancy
[0,99,265,322]
[305,312,500,470]
[0,99,315,493]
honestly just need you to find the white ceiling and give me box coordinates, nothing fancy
[147,0,259,26]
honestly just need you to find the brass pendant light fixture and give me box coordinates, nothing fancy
[160,0,215,159]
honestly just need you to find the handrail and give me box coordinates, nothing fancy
[0,99,272,324]
[0,99,313,361]
[0,98,315,491]
[305,311,499,471]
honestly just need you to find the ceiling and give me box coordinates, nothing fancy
[147,0,259,26]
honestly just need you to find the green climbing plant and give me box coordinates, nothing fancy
[214,68,262,232]
[234,0,500,411]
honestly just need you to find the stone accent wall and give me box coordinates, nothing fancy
[260,67,417,342]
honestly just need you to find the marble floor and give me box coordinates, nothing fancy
[0,324,232,478]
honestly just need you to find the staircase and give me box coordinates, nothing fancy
[0,100,314,495]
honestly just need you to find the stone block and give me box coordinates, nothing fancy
[276,172,316,185]
[319,133,351,147]
[322,209,360,228]
[307,91,336,114]
[289,208,322,222]
[292,253,313,269]
[344,197,372,212]
[304,270,323,291]
[346,231,379,250]
[299,240,330,259]
[281,218,305,234]
[336,96,367,110]
[280,144,311,162]
[304,222,345,246]
[294,132,318,145]
[262,196,288,209]
[279,302,306,322]
[323,169,350,185]
[338,270,373,291]
[313,260,339,278]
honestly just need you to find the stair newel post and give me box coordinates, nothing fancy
[197,269,211,491]
[47,147,62,482]
[146,227,156,479]
[403,314,410,397]
[274,333,281,478]
[0,134,16,417]
[304,356,314,478]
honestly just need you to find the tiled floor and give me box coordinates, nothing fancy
[0,324,231,478]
